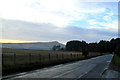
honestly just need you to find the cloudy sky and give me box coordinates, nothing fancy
[0,0,119,44]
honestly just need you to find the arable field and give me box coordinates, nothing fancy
[2,48,106,75]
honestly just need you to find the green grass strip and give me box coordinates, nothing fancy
[113,54,120,66]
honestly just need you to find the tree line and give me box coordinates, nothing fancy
[65,38,120,56]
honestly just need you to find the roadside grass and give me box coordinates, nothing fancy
[110,54,120,72]
[113,54,120,66]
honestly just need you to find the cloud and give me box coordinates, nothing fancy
[87,20,98,25]
[0,1,118,43]
[2,19,117,44]
[87,18,118,31]
[103,16,112,21]
[75,0,119,2]
[105,12,114,16]
[0,0,114,28]
[99,20,118,30]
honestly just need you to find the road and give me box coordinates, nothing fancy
[6,54,120,79]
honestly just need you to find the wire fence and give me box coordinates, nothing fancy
[2,51,104,76]
[2,52,84,67]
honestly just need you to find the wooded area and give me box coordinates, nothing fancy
[65,38,120,55]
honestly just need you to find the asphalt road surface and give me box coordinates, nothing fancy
[7,54,119,79]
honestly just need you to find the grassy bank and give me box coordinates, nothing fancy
[2,48,107,76]
[110,54,120,72]
[113,54,120,66]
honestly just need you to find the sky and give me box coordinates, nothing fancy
[0,0,119,44]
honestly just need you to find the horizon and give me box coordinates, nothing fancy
[1,0,119,44]
[1,37,118,45]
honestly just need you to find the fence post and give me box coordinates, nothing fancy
[14,53,16,65]
[49,53,50,60]
[71,53,72,58]
[42,55,44,63]
[56,54,58,60]
[29,53,31,64]
[49,53,50,64]
[2,54,4,66]
[39,54,41,63]
[62,53,64,59]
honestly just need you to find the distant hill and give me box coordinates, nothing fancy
[0,41,65,50]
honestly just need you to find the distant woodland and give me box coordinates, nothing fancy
[65,38,120,56]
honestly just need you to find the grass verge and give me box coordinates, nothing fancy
[109,54,120,72]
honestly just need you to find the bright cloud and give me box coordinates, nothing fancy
[0,0,117,28]
[87,19,118,31]
[0,0,84,27]
[87,20,98,25]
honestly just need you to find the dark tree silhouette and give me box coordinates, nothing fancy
[65,40,88,51]
[65,38,120,55]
